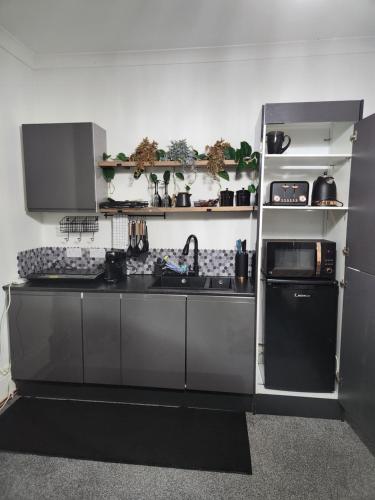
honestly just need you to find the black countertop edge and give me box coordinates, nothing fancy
[3,274,256,297]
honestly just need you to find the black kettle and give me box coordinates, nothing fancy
[176,192,192,207]
[312,173,337,205]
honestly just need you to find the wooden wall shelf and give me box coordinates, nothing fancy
[100,206,257,216]
[99,160,238,169]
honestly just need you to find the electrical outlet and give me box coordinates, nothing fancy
[66,247,82,258]
[90,248,105,259]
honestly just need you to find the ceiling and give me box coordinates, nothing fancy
[1,0,375,54]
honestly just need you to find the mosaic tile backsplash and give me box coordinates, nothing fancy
[18,247,254,278]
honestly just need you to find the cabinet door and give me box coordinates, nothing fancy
[22,123,100,211]
[347,113,375,274]
[339,268,375,453]
[186,296,255,394]
[8,292,82,383]
[82,293,121,385]
[121,294,186,389]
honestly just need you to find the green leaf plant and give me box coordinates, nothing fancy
[115,152,128,162]
[235,142,260,175]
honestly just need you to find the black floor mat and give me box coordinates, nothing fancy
[0,398,251,474]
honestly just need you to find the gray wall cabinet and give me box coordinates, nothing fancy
[22,122,107,211]
[82,293,121,385]
[8,291,83,383]
[121,294,186,389]
[263,100,363,125]
[186,296,255,394]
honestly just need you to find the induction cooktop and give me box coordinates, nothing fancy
[27,268,104,281]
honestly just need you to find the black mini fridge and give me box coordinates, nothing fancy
[264,279,338,392]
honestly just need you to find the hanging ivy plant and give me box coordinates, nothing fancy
[102,167,115,183]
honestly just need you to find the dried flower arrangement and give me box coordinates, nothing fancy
[205,139,232,181]
[130,137,158,179]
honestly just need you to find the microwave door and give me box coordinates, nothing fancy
[271,243,316,278]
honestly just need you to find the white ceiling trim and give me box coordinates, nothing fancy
[34,36,375,70]
[0,25,35,68]
[1,24,375,71]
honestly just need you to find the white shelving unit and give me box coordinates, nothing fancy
[255,119,356,399]
[264,154,351,168]
[263,206,348,211]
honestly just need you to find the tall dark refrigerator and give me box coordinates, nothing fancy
[265,279,338,392]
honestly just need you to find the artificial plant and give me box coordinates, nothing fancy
[130,137,158,178]
[167,139,196,168]
[235,141,260,174]
[205,139,231,181]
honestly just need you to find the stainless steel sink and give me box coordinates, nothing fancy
[150,276,232,290]
[207,277,232,290]
[151,276,207,289]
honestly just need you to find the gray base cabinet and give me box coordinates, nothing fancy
[186,296,255,394]
[8,292,83,383]
[8,289,255,394]
[82,293,121,385]
[121,294,186,389]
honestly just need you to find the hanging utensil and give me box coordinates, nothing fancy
[126,219,133,258]
[132,220,140,257]
[137,219,145,253]
[144,219,149,253]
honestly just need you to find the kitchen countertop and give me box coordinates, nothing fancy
[4,275,256,297]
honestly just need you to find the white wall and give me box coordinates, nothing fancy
[0,47,42,400]
[1,34,375,399]
[33,47,375,250]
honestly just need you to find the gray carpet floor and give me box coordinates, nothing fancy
[0,411,375,500]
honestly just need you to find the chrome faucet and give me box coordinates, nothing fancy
[182,234,199,276]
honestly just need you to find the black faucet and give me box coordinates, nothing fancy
[182,234,199,276]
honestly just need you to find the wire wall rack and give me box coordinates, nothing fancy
[59,216,99,242]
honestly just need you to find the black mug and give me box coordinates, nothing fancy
[266,131,291,154]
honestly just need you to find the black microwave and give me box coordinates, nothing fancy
[262,239,336,279]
